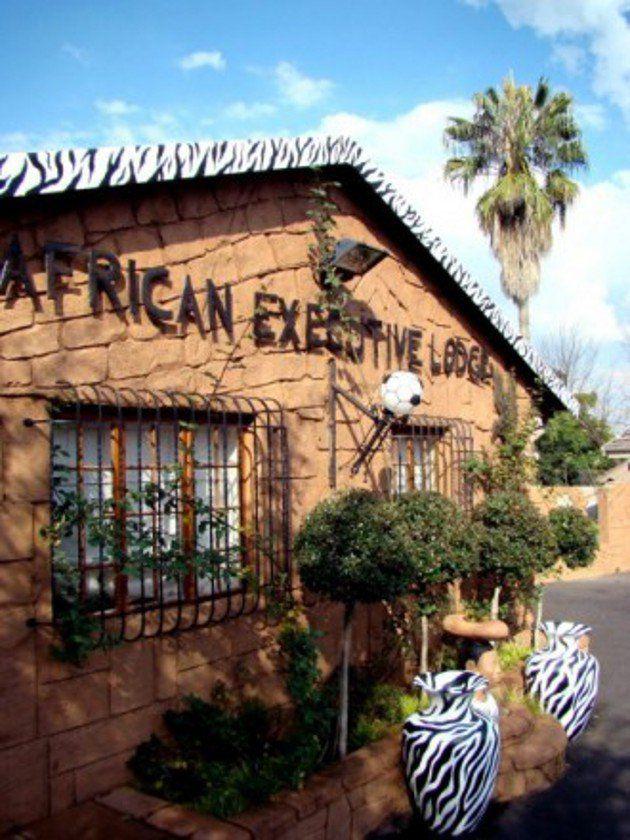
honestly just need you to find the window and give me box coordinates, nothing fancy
[392,431,441,495]
[48,391,290,638]
[390,418,474,510]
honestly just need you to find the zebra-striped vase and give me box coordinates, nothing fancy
[402,671,500,837]
[525,621,599,742]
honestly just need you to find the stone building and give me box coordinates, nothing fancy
[0,136,575,828]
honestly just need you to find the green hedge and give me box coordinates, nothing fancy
[549,506,598,569]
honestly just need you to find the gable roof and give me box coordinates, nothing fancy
[0,134,578,413]
[603,429,630,456]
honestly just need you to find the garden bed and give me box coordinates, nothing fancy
[96,705,567,839]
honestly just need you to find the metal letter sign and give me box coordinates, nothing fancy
[0,238,493,383]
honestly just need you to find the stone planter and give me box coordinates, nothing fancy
[95,705,567,839]
[494,702,567,802]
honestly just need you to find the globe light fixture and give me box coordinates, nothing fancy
[328,360,425,480]
[381,370,423,418]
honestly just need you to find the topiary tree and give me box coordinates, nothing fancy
[549,506,598,570]
[294,489,415,758]
[536,401,613,486]
[473,490,557,621]
[393,491,479,670]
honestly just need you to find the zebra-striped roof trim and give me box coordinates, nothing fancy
[0,135,577,413]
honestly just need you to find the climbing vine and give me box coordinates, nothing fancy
[307,178,358,357]
[464,371,538,495]
[41,440,248,666]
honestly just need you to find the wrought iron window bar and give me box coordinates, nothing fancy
[32,385,290,642]
[327,359,474,509]
[390,417,474,511]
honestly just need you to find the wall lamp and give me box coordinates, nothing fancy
[331,238,387,279]
[328,360,423,485]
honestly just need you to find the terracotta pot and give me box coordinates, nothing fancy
[525,621,599,742]
[442,613,509,641]
[402,671,500,836]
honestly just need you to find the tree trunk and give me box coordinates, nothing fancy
[339,602,355,760]
[518,298,531,340]
[491,586,501,621]
[420,614,429,673]
[533,589,544,649]
[450,579,462,613]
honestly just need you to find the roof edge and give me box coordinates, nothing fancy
[0,134,578,414]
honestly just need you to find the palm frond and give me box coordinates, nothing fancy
[444,155,487,193]
[444,117,478,145]
[545,170,580,226]
[534,78,549,109]
[557,140,588,168]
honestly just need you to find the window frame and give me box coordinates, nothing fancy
[389,416,474,510]
[51,407,252,615]
[46,389,291,640]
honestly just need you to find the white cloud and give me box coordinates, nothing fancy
[536,170,630,340]
[95,99,139,117]
[179,51,225,71]
[467,1,630,120]
[574,102,607,130]
[315,100,628,344]
[223,101,277,120]
[552,42,586,75]
[274,62,333,109]
[0,128,92,153]
[61,42,89,65]
[0,131,31,151]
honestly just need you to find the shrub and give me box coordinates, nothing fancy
[394,491,479,611]
[473,491,557,616]
[549,506,598,569]
[391,491,479,670]
[294,489,415,757]
[130,620,334,819]
[502,686,544,717]
[536,405,613,486]
[277,620,335,774]
[295,489,415,606]
[474,491,557,584]
[497,641,533,671]
[348,680,427,752]
[128,696,288,818]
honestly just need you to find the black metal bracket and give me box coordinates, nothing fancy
[328,358,393,486]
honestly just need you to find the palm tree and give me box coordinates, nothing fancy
[444,76,587,339]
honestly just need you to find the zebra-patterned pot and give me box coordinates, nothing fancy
[402,671,500,837]
[525,621,599,742]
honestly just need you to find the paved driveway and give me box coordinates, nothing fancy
[482,573,630,840]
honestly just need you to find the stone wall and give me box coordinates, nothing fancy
[0,173,538,829]
[530,484,630,580]
[91,709,567,840]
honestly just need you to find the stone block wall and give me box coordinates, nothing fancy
[91,709,567,840]
[0,172,537,828]
[530,484,630,580]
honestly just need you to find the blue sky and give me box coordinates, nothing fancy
[1,0,628,416]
